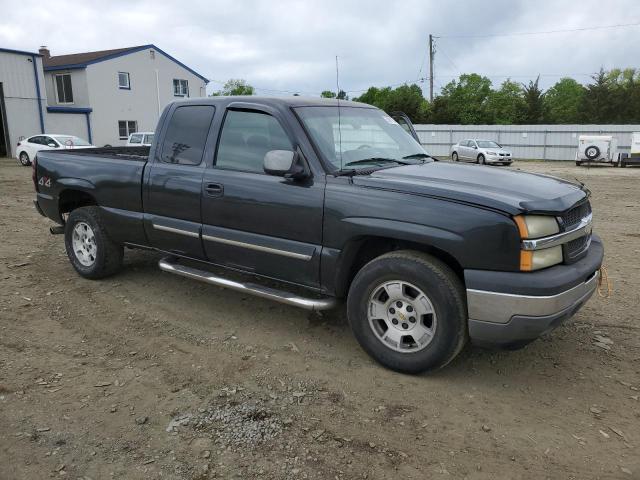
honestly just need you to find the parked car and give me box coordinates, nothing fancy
[33,97,602,374]
[16,134,93,166]
[450,139,512,165]
[575,135,618,166]
[126,132,155,146]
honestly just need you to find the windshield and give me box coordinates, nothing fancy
[295,106,431,170]
[55,135,91,146]
[477,140,501,148]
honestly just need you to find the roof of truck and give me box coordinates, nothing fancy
[172,96,375,109]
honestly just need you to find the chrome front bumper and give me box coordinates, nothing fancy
[464,233,602,349]
[467,269,599,325]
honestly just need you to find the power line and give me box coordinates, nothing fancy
[436,20,640,39]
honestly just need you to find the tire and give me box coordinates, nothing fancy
[347,250,467,374]
[620,161,626,168]
[18,152,31,166]
[575,161,582,166]
[452,152,459,162]
[585,145,600,160]
[64,206,123,279]
[478,154,485,165]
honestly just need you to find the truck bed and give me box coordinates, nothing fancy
[35,147,149,245]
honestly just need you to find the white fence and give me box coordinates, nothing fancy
[413,124,640,161]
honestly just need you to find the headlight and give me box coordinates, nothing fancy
[514,215,559,239]
[514,215,562,271]
[520,246,563,271]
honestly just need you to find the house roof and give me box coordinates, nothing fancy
[42,44,209,83]
[0,47,41,57]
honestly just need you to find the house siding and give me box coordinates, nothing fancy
[0,51,46,157]
[84,47,207,146]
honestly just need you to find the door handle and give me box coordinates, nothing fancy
[204,183,224,197]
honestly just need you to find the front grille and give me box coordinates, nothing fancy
[560,200,592,263]
[561,201,591,230]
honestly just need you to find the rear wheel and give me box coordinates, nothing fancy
[64,206,123,279]
[18,152,31,166]
[452,152,459,162]
[478,154,486,165]
[575,161,582,166]
[347,251,467,374]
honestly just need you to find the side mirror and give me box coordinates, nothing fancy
[48,143,58,148]
[472,145,477,149]
[264,149,309,180]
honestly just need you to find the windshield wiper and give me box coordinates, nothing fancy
[344,157,411,167]
[402,153,431,161]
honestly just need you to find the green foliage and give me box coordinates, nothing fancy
[544,78,585,124]
[353,84,429,123]
[211,79,255,96]
[486,80,526,124]
[522,76,546,124]
[436,74,493,124]
[215,69,640,124]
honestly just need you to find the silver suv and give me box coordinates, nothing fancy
[451,139,512,165]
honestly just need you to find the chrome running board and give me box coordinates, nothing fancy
[159,257,337,311]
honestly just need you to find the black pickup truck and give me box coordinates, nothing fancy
[33,97,603,373]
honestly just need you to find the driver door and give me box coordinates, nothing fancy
[200,105,324,288]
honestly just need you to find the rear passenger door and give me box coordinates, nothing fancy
[200,106,324,288]
[143,104,216,258]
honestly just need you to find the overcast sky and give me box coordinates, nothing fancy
[1,0,638,97]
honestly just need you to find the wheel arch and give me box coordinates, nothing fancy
[333,234,465,298]
[58,187,98,220]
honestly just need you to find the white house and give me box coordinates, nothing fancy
[41,44,209,146]
[1,44,208,157]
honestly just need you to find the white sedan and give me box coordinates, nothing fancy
[450,139,513,165]
[16,134,93,166]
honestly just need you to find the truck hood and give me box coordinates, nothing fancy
[353,162,587,215]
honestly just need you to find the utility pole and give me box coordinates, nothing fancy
[428,34,434,102]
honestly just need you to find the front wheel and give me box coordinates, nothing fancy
[64,206,123,279]
[18,152,31,166]
[347,251,467,374]
[452,152,459,162]
[478,154,486,165]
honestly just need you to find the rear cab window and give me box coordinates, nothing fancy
[160,105,215,166]
[129,134,143,144]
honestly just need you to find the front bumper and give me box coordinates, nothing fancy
[465,235,603,348]
[486,155,512,164]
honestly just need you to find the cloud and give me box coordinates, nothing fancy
[0,0,637,96]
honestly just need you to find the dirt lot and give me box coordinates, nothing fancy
[0,158,638,479]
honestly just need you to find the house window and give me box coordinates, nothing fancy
[118,72,130,89]
[173,79,189,97]
[55,74,73,104]
[118,120,137,140]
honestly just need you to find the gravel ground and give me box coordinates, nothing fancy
[0,158,639,479]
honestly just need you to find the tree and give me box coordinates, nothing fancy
[436,74,493,124]
[522,76,546,124]
[486,80,526,124]
[211,79,255,96]
[353,84,429,123]
[544,78,585,123]
[320,90,336,98]
[578,69,615,123]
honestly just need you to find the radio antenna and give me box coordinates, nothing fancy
[336,55,343,170]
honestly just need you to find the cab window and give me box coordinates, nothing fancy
[160,105,215,165]
[215,110,292,174]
